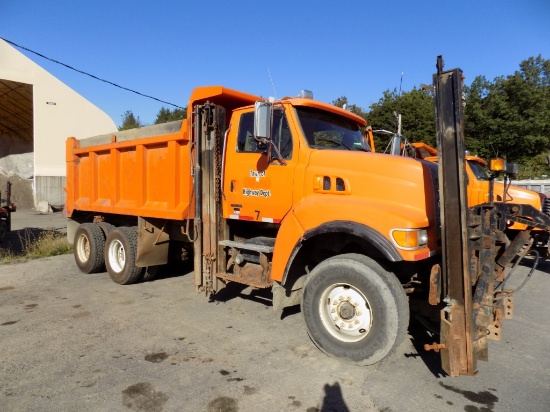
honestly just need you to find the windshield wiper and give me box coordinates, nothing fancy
[316,137,352,150]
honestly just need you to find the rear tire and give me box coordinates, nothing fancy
[105,227,143,285]
[98,222,115,237]
[73,223,106,273]
[301,253,409,365]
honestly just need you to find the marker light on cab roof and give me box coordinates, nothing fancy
[299,90,313,99]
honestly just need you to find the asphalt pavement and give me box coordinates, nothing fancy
[8,209,68,232]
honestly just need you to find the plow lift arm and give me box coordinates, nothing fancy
[429,56,550,376]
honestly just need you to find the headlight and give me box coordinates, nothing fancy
[390,228,428,250]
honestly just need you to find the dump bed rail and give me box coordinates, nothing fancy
[65,120,192,220]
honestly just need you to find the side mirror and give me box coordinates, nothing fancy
[254,101,272,140]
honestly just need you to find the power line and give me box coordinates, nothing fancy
[1,37,184,109]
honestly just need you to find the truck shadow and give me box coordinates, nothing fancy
[209,282,274,308]
[151,261,193,281]
[208,282,303,320]
[1,227,59,255]
[406,316,448,378]
[520,254,550,273]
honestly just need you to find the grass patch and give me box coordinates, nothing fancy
[0,229,72,264]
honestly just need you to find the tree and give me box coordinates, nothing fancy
[464,55,550,173]
[119,110,142,131]
[366,88,435,151]
[154,106,187,124]
[331,96,367,118]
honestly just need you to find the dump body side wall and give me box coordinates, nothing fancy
[66,128,192,220]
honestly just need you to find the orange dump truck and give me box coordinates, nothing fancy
[66,85,439,367]
[66,76,550,376]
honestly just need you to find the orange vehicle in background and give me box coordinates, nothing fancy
[410,142,546,207]
[407,142,550,252]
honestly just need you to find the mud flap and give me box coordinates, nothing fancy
[137,216,169,267]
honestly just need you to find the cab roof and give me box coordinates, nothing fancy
[187,86,367,127]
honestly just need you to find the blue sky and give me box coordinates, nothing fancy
[1,0,549,127]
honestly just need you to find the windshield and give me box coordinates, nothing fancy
[295,106,370,151]
[468,160,490,180]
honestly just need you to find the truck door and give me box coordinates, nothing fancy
[223,106,297,224]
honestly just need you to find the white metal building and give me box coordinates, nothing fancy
[0,39,117,211]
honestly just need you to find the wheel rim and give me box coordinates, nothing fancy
[108,239,125,273]
[318,283,372,343]
[76,234,90,262]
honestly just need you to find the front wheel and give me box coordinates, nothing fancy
[105,227,143,285]
[301,253,409,365]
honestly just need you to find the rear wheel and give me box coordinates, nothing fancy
[74,223,106,273]
[105,227,143,285]
[301,253,409,365]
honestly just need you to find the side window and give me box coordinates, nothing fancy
[271,109,293,160]
[236,108,293,160]
[236,112,258,152]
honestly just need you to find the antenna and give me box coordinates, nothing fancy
[399,72,404,96]
[268,69,278,99]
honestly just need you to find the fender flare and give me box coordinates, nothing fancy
[281,220,402,285]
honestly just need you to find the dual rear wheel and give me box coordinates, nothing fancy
[73,223,157,284]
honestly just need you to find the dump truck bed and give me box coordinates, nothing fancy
[65,120,193,220]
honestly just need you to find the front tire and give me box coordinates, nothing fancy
[301,253,409,365]
[74,223,106,273]
[105,227,143,285]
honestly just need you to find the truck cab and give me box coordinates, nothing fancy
[221,94,439,284]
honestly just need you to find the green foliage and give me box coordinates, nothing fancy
[331,96,367,118]
[119,110,142,131]
[464,55,550,173]
[365,88,435,151]
[154,106,187,124]
[344,55,549,179]
[515,153,550,180]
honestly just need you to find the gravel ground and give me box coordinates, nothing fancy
[1,213,549,411]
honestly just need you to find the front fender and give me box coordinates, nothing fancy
[270,195,433,282]
[271,212,304,282]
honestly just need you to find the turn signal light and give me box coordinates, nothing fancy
[391,229,428,250]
